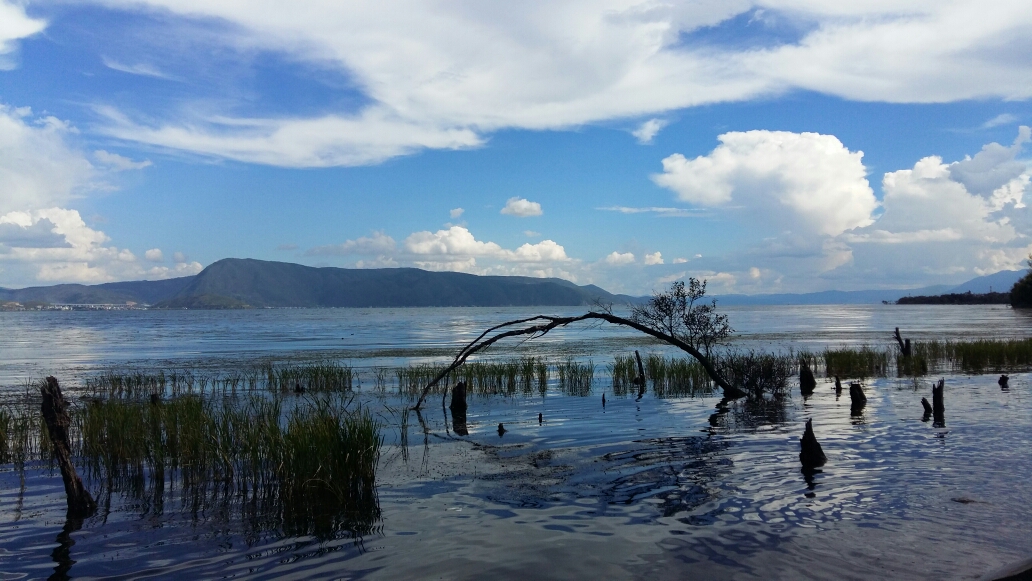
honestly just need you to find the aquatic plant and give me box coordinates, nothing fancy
[556,357,594,396]
[912,338,1032,373]
[824,346,891,378]
[716,351,795,397]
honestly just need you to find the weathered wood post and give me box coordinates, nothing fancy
[799,359,816,396]
[894,327,912,357]
[40,376,96,517]
[998,375,1009,390]
[799,418,827,469]
[849,381,866,415]
[921,397,933,421]
[932,378,945,427]
[449,380,467,414]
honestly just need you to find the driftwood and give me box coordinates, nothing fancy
[894,327,912,357]
[40,376,96,517]
[799,359,816,396]
[411,311,747,409]
[799,418,827,468]
[932,378,945,427]
[849,382,866,415]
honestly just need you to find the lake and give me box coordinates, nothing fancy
[1,305,1030,579]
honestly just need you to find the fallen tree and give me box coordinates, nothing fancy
[413,280,747,409]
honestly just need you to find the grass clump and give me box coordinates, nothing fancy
[824,346,891,378]
[556,358,594,396]
[913,338,1032,373]
[717,351,796,397]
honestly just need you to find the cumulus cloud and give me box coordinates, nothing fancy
[145,248,164,262]
[605,251,635,265]
[652,130,878,237]
[0,208,202,285]
[449,207,464,219]
[71,1,1032,166]
[632,119,668,144]
[644,252,664,265]
[0,105,96,214]
[306,231,396,256]
[0,1,46,70]
[404,226,567,264]
[500,197,543,217]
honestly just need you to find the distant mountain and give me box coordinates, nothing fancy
[713,285,953,306]
[0,276,194,305]
[947,270,1025,294]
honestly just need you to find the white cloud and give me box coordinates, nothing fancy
[0,1,46,70]
[94,150,152,171]
[101,57,176,80]
[173,251,187,262]
[449,207,464,219]
[145,248,164,262]
[403,226,568,264]
[652,130,878,237]
[644,251,663,265]
[0,208,202,285]
[632,118,668,144]
[0,105,96,214]
[97,105,483,168]
[672,257,688,264]
[500,197,543,217]
[983,114,1019,129]
[605,251,635,265]
[523,230,540,238]
[76,1,1032,166]
[307,231,396,256]
[597,206,703,217]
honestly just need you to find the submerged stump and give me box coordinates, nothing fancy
[932,378,945,427]
[40,376,96,517]
[449,381,468,414]
[921,397,933,421]
[799,418,827,469]
[799,359,816,396]
[849,382,867,415]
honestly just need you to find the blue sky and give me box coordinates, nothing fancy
[1,1,1030,295]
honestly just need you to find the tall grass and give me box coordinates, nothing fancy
[77,392,381,537]
[912,338,1032,373]
[717,351,796,396]
[824,346,891,379]
[556,358,594,396]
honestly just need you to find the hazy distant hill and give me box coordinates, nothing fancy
[154,258,633,308]
[0,276,194,305]
[946,270,1025,294]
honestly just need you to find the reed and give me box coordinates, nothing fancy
[824,346,891,378]
[608,355,639,396]
[717,350,796,396]
[912,338,1032,373]
[556,358,594,396]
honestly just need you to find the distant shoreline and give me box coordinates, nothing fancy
[895,291,1011,305]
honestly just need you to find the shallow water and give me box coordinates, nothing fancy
[1,305,1031,579]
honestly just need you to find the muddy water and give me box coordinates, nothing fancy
[2,373,1030,580]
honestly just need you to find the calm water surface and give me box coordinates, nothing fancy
[1,305,1030,579]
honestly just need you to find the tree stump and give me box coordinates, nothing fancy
[834,376,842,395]
[998,375,1009,390]
[799,418,827,468]
[849,382,866,415]
[894,327,912,357]
[921,397,933,421]
[799,359,816,396]
[932,378,945,427]
[40,376,96,517]
[449,381,468,414]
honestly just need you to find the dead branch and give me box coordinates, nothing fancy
[411,310,746,410]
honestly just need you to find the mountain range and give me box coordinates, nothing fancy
[0,259,1026,308]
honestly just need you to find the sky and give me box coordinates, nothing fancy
[1,1,1031,295]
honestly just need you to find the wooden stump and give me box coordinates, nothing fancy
[799,418,827,468]
[634,350,647,400]
[40,376,96,517]
[921,397,933,421]
[849,382,867,415]
[799,359,816,396]
[894,327,912,357]
[932,378,945,427]
[449,381,468,414]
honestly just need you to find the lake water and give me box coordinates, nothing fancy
[1,305,1030,579]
